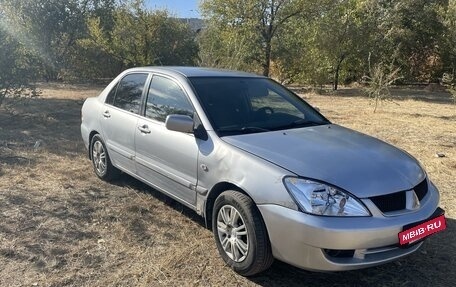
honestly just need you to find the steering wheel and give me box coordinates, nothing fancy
[257,107,274,115]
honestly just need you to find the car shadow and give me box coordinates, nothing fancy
[109,173,207,228]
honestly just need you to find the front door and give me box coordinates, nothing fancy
[135,74,198,206]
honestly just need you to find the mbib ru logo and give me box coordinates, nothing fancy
[399,215,446,245]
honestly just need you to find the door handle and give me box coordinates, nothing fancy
[102,111,111,118]
[138,125,151,134]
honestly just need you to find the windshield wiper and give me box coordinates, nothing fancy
[217,126,270,134]
[272,119,327,131]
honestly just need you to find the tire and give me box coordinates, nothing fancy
[90,134,119,181]
[212,190,274,276]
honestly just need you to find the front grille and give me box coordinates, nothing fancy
[370,191,406,212]
[370,179,429,213]
[414,179,428,201]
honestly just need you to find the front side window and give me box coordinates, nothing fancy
[112,73,148,113]
[190,77,329,136]
[145,75,194,122]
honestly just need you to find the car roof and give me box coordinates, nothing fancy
[125,66,265,78]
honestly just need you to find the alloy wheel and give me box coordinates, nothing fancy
[92,140,106,175]
[216,205,249,262]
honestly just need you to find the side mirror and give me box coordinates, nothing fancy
[165,114,194,133]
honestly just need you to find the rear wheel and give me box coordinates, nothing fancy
[212,190,273,276]
[90,134,119,181]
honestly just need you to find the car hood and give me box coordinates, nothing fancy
[222,124,425,198]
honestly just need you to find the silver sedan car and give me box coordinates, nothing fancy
[81,67,445,276]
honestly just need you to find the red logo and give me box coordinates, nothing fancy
[399,215,446,245]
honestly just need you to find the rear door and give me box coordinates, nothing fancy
[100,73,149,172]
[135,74,198,206]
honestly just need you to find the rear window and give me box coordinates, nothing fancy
[105,82,118,105]
[111,73,148,114]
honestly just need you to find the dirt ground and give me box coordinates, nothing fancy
[0,83,455,286]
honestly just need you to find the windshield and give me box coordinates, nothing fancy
[189,77,330,136]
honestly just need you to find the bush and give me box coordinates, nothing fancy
[362,54,402,112]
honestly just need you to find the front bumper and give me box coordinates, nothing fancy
[258,183,440,271]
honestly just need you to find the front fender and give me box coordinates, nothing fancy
[197,131,297,210]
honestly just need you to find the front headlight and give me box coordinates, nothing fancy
[284,177,370,216]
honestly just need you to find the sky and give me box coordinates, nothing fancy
[145,0,201,18]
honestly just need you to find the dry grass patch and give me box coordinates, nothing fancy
[0,84,454,286]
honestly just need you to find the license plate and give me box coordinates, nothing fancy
[399,214,446,246]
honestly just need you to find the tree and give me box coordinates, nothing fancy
[201,0,309,76]
[312,0,367,90]
[441,0,456,76]
[365,0,447,82]
[0,10,39,105]
[0,0,120,80]
[302,0,447,88]
[80,1,198,70]
[197,22,254,70]
[0,0,453,87]
[0,0,89,80]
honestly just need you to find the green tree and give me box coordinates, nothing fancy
[273,0,371,88]
[81,1,198,70]
[0,10,39,104]
[197,22,254,70]
[0,0,119,80]
[366,0,446,82]
[441,0,456,76]
[297,0,447,88]
[70,0,121,79]
[201,0,310,76]
[312,0,367,90]
[0,0,88,80]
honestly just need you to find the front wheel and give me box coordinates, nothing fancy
[212,190,273,276]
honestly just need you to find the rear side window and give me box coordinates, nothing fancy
[105,82,118,105]
[145,75,194,122]
[112,73,148,113]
